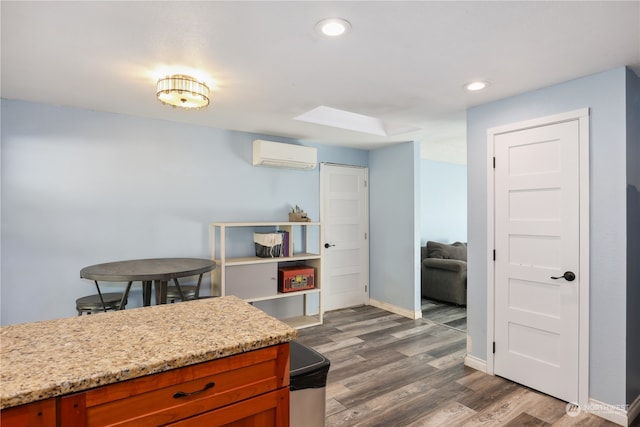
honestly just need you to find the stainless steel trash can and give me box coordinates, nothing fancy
[290,340,331,427]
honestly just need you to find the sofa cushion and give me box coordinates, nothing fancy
[426,241,467,261]
[422,258,467,272]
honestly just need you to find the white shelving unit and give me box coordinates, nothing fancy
[210,222,323,329]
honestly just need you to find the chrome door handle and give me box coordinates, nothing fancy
[551,271,576,281]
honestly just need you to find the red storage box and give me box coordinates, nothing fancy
[278,266,315,293]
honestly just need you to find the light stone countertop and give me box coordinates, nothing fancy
[0,295,297,409]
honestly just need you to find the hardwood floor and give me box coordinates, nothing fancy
[420,298,467,332]
[296,304,621,427]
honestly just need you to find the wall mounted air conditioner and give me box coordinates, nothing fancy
[252,140,317,170]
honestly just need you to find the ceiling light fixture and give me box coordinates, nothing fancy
[156,74,210,109]
[315,18,351,37]
[465,81,488,92]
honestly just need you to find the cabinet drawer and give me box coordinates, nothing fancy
[226,263,277,299]
[166,387,289,427]
[62,344,289,427]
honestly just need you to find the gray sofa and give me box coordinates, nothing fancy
[421,241,467,305]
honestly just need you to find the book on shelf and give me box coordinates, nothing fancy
[277,230,289,257]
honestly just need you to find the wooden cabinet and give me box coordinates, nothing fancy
[1,344,289,427]
[63,344,288,427]
[0,398,56,427]
[210,222,323,328]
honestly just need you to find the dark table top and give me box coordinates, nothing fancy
[80,258,216,282]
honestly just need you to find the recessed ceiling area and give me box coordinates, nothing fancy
[1,1,639,165]
[294,106,421,137]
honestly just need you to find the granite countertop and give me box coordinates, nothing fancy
[0,295,297,410]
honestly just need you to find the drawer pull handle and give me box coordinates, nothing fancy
[173,382,215,399]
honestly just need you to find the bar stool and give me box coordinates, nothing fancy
[166,275,204,303]
[76,292,127,315]
[166,285,197,303]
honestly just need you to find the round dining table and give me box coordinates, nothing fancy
[80,258,216,309]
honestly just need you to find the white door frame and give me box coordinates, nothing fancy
[486,108,590,406]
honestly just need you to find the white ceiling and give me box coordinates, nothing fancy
[2,1,639,164]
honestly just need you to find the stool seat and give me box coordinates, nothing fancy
[166,285,198,303]
[76,292,127,315]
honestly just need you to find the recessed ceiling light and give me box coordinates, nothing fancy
[315,18,351,37]
[465,81,489,91]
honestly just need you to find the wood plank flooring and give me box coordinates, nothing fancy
[296,304,621,427]
[420,298,467,332]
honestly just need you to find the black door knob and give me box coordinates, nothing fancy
[324,243,335,249]
[551,271,576,281]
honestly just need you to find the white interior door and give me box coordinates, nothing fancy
[320,164,369,311]
[492,116,585,403]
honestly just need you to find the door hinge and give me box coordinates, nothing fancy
[493,250,496,261]
[364,232,368,240]
[493,342,496,354]
[493,157,496,169]
[364,179,367,188]
[365,284,368,292]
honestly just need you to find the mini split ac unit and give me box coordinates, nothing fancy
[252,140,317,170]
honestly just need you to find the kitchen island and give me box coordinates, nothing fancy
[1,295,297,426]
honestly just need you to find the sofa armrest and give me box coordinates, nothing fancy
[422,258,467,273]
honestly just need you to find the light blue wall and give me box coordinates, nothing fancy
[467,67,629,406]
[420,159,467,245]
[369,141,421,315]
[0,99,368,325]
[626,68,640,405]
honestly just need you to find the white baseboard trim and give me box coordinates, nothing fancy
[583,397,633,426]
[464,354,487,372]
[368,299,421,320]
[626,394,640,426]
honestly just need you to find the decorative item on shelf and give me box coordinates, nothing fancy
[254,232,283,258]
[278,265,315,293]
[289,205,311,222]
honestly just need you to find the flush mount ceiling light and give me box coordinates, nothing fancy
[315,18,351,37]
[156,74,210,109]
[465,81,489,92]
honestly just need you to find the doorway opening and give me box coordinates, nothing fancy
[419,156,468,324]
